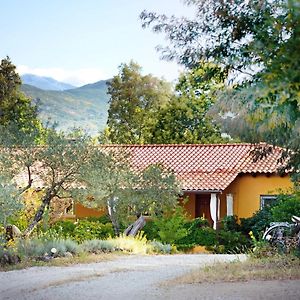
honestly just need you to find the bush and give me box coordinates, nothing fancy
[240,190,300,239]
[271,193,300,222]
[152,207,189,245]
[221,215,241,232]
[52,220,76,238]
[178,225,217,250]
[50,219,114,243]
[81,239,115,253]
[215,230,250,253]
[73,220,114,242]
[149,240,172,254]
[17,238,82,258]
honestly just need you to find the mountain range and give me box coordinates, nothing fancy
[21,74,109,136]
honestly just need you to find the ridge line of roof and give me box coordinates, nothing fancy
[98,143,263,147]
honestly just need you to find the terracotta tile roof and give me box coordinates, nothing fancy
[101,143,285,191]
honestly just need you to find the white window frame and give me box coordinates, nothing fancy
[260,195,277,209]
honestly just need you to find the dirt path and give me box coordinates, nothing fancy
[0,254,299,300]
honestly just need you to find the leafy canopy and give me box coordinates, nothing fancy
[104,61,172,144]
[141,0,300,178]
[150,62,229,144]
[0,57,41,135]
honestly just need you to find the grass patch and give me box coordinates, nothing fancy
[0,252,117,272]
[171,255,300,284]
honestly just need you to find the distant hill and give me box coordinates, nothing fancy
[21,74,75,91]
[21,80,110,136]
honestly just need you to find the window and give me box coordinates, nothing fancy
[260,195,277,209]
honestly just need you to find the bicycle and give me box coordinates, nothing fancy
[262,216,300,253]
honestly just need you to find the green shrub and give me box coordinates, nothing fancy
[52,220,76,238]
[153,207,189,245]
[142,220,159,241]
[271,193,300,222]
[17,238,81,258]
[81,239,114,253]
[50,217,114,242]
[216,230,250,253]
[85,215,111,224]
[149,240,172,254]
[178,226,217,249]
[221,215,241,232]
[73,220,114,242]
[239,191,300,239]
[240,203,277,239]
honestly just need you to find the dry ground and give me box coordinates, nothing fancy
[0,254,299,300]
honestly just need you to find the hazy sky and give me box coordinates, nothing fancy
[1,0,195,86]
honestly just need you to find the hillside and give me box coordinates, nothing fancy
[21,80,110,136]
[21,74,75,91]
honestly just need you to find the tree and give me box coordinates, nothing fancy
[150,62,228,144]
[0,127,180,236]
[141,1,300,179]
[105,61,172,144]
[0,175,23,227]
[79,159,181,235]
[0,129,100,236]
[0,57,40,133]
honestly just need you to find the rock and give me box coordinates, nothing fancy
[64,252,73,258]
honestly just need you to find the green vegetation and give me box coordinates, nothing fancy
[104,61,172,144]
[141,0,300,179]
[150,63,228,144]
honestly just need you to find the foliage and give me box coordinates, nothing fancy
[8,189,41,231]
[17,238,82,258]
[80,158,180,235]
[81,239,115,253]
[0,130,110,236]
[104,61,172,144]
[72,220,114,243]
[152,206,189,245]
[179,225,217,250]
[271,192,300,222]
[0,57,41,135]
[150,63,228,144]
[240,190,300,239]
[221,215,241,232]
[0,175,23,227]
[51,219,114,242]
[141,1,300,179]
[214,230,250,254]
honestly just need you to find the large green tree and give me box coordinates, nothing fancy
[150,62,228,144]
[0,128,180,236]
[104,61,172,144]
[141,0,300,178]
[0,57,40,133]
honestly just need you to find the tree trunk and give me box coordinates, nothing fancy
[107,198,120,236]
[23,189,53,237]
[124,215,146,236]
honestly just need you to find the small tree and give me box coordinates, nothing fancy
[1,127,181,236]
[0,175,23,227]
[79,156,181,235]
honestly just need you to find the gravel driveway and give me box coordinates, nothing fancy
[0,254,299,300]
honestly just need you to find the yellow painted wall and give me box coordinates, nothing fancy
[74,174,292,221]
[182,192,195,219]
[75,203,106,218]
[181,174,292,221]
[222,174,293,219]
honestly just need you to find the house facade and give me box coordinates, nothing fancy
[75,144,293,227]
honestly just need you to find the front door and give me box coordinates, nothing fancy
[195,194,213,225]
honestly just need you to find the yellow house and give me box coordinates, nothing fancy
[75,143,293,227]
